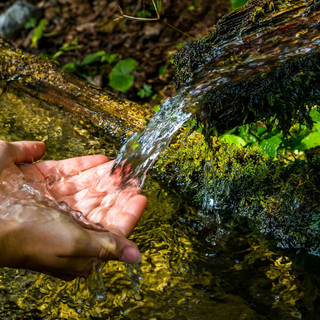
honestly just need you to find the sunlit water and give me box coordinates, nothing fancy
[0,84,319,319]
[112,87,194,186]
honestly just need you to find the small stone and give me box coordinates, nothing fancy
[0,1,42,37]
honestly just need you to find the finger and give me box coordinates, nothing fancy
[18,163,45,181]
[91,230,141,264]
[0,140,46,164]
[88,194,147,237]
[66,228,141,264]
[34,155,110,178]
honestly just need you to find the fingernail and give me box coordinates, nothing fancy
[121,246,141,264]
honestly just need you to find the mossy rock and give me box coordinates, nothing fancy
[172,0,320,136]
[155,130,320,255]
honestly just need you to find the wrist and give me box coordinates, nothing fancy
[0,218,24,268]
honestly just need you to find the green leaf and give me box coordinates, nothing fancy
[309,108,320,132]
[259,135,282,157]
[256,126,267,136]
[310,108,320,122]
[24,17,37,29]
[31,19,47,48]
[152,104,160,112]
[300,132,320,150]
[109,58,136,92]
[81,51,106,66]
[101,53,118,64]
[230,0,249,9]
[62,62,79,73]
[137,84,153,98]
[137,10,152,18]
[220,134,246,147]
[158,65,167,76]
[112,58,136,75]
[155,0,162,12]
[109,74,134,93]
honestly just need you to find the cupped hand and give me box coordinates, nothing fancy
[0,140,147,280]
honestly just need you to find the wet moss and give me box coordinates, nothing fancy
[155,131,320,255]
[172,0,320,135]
[200,52,320,136]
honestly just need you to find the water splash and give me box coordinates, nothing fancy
[112,86,200,186]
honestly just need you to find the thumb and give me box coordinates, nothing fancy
[90,229,141,264]
[7,141,46,164]
[0,141,46,171]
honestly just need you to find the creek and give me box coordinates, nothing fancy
[0,81,319,319]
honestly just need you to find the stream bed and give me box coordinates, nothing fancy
[0,87,319,319]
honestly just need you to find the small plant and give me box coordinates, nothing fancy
[62,50,117,72]
[24,17,37,29]
[220,108,320,158]
[39,37,82,63]
[108,58,137,93]
[30,18,46,48]
[137,84,153,98]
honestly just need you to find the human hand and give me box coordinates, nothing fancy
[0,141,147,280]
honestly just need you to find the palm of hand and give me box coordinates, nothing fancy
[19,155,147,237]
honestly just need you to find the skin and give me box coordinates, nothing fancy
[0,140,147,280]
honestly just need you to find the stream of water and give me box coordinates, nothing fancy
[0,84,319,319]
[112,86,194,186]
[113,15,320,187]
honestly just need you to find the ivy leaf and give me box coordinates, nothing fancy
[259,135,282,157]
[109,58,136,93]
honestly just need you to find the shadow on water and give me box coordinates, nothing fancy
[0,85,319,319]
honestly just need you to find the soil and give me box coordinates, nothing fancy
[0,0,230,106]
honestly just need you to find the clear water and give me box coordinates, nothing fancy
[0,84,319,319]
[113,86,195,186]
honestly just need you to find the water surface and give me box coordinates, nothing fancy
[0,86,319,319]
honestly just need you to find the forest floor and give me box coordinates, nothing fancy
[1,0,230,108]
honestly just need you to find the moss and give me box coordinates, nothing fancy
[172,0,320,135]
[155,130,320,255]
[199,53,320,136]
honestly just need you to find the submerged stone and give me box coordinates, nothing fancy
[172,0,320,136]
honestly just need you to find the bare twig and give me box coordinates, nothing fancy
[115,0,160,21]
[115,0,197,41]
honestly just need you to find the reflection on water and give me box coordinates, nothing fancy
[0,87,319,319]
